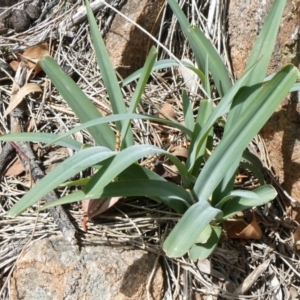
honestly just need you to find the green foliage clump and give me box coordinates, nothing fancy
[2,0,299,260]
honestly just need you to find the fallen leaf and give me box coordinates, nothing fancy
[225,211,262,239]
[82,197,121,231]
[10,60,19,72]
[170,145,188,158]
[179,58,199,95]
[4,157,25,176]
[5,83,42,117]
[158,102,175,119]
[20,43,49,75]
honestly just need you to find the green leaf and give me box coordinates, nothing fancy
[187,61,260,171]
[189,226,222,261]
[39,56,115,149]
[120,46,158,146]
[193,65,298,202]
[167,0,232,96]
[182,91,194,133]
[84,144,191,197]
[120,59,196,87]
[0,132,82,151]
[7,146,115,216]
[45,113,192,147]
[245,0,287,86]
[85,0,133,148]
[240,150,265,185]
[163,200,222,257]
[290,82,300,92]
[215,189,260,209]
[195,224,212,244]
[189,99,213,176]
[41,179,192,214]
[221,185,277,219]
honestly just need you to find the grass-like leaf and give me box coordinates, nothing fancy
[221,185,277,219]
[40,179,192,214]
[84,144,191,197]
[189,226,222,260]
[45,113,192,147]
[245,0,287,86]
[163,200,222,257]
[182,91,194,133]
[167,0,232,96]
[39,56,115,149]
[120,46,158,145]
[7,146,115,216]
[85,0,133,148]
[193,64,298,201]
[187,61,260,171]
[0,132,82,151]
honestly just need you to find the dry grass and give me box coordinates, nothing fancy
[0,0,300,299]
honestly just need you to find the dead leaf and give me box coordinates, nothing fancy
[158,103,175,119]
[5,83,42,117]
[10,60,19,72]
[4,157,25,176]
[82,197,121,231]
[179,59,199,95]
[170,146,188,158]
[20,43,49,75]
[225,212,262,239]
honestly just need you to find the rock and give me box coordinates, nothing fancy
[105,0,165,78]
[11,9,31,33]
[25,4,41,21]
[228,1,300,199]
[9,235,164,300]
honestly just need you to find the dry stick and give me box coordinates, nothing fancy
[8,62,78,245]
[0,142,15,175]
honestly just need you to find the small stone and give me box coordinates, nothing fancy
[10,9,30,33]
[25,4,41,20]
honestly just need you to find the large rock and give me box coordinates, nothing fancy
[228,0,300,199]
[105,0,165,78]
[9,235,164,300]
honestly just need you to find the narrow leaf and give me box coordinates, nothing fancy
[39,56,115,149]
[189,226,222,261]
[167,0,232,96]
[45,113,192,147]
[41,179,192,214]
[7,146,115,216]
[163,200,222,257]
[84,144,190,197]
[85,0,133,148]
[193,65,298,201]
[120,46,158,145]
[222,185,277,219]
[0,132,82,151]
